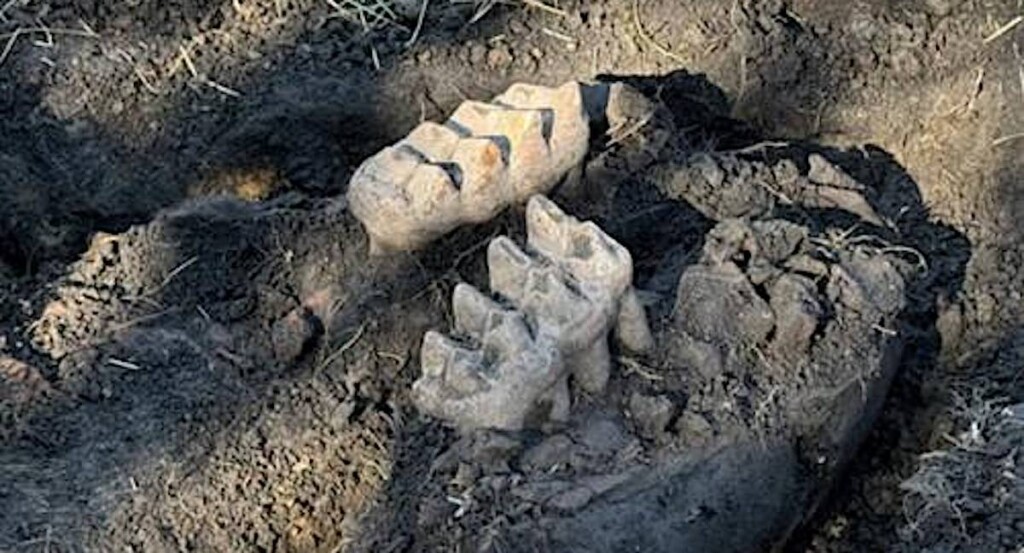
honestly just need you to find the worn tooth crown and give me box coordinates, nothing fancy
[401,122,461,161]
[526,196,633,299]
[347,82,590,254]
[494,82,589,175]
[413,196,651,432]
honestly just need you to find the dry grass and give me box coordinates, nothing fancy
[900,384,1024,547]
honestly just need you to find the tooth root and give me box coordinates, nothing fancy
[487,236,535,303]
[450,137,509,221]
[405,163,459,217]
[567,339,611,394]
[401,121,461,162]
[616,288,654,353]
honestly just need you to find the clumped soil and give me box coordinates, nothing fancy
[1,0,1022,552]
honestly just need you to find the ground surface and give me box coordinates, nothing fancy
[1,0,1022,551]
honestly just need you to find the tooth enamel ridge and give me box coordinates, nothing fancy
[412,196,652,431]
[347,82,590,254]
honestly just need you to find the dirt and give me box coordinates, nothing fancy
[1,0,1022,551]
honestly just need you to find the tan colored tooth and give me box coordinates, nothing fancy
[403,163,459,218]
[347,82,592,254]
[484,108,552,196]
[449,137,510,221]
[495,82,590,177]
[401,121,461,161]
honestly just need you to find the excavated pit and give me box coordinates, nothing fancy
[0,80,946,552]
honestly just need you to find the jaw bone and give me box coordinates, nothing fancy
[347,82,590,254]
[413,196,651,432]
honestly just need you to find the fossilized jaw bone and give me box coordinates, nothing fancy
[347,82,590,254]
[412,284,569,431]
[413,196,650,431]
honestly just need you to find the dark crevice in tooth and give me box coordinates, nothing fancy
[481,135,511,165]
[444,119,473,138]
[436,162,462,190]
[394,143,429,162]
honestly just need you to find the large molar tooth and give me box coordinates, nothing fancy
[450,137,510,221]
[494,82,589,175]
[487,236,536,302]
[405,163,460,218]
[401,121,461,162]
[526,196,632,296]
[484,109,551,196]
[347,82,592,255]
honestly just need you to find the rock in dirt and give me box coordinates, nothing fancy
[522,434,574,472]
[627,392,675,440]
[271,306,319,363]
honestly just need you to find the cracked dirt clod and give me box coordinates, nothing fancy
[412,283,568,432]
[347,82,590,254]
[654,152,886,227]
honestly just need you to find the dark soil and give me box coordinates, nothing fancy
[1,0,1022,551]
